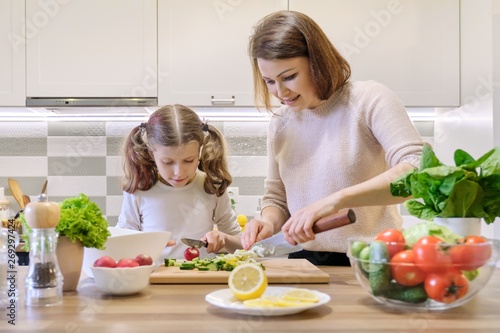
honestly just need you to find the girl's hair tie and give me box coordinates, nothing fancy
[202,120,209,132]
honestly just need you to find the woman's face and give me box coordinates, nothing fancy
[257,57,324,112]
[150,141,200,188]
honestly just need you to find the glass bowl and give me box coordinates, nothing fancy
[347,236,500,310]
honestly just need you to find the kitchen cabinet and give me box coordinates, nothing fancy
[0,0,25,106]
[289,0,460,107]
[158,0,287,106]
[25,0,157,98]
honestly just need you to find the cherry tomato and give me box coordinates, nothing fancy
[449,236,492,271]
[390,249,426,286]
[374,228,406,258]
[424,268,469,303]
[184,246,200,261]
[412,236,452,273]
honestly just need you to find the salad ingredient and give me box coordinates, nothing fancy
[424,268,469,303]
[384,283,428,304]
[412,236,452,273]
[134,254,153,266]
[390,250,426,286]
[402,221,461,247]
[93,255,117,268]
[449,236,492,271]
[184,246,200,261]
[116,258,140,268]
[368,241,391,296]
[228,263,268,301]
[374,228,406,258]
[390,145,500,224]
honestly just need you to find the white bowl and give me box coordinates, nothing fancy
[91,264,154,295]
[83,227,171,278]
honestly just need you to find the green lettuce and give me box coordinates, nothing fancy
[391,145,500,224]
[21,193,110,250]
[402,221,462,247]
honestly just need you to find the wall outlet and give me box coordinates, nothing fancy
[227,187,239,207]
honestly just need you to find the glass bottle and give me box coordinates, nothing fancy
[24,194,63,306]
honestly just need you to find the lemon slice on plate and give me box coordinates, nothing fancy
[243,296,280,308]
[228,263,268,301]
[282,289,320,303]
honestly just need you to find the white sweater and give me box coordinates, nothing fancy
[263,80,425,253]
[117,171,241,259]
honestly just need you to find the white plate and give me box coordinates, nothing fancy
[205,287,330,316]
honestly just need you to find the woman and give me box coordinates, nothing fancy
[241,11,425,265]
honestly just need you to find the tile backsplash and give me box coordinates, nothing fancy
[0,118,433,226]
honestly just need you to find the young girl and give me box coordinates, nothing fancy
[117,104,242,259]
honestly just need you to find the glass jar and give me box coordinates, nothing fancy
[25,228,63,306]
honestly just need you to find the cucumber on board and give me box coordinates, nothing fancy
[368,241,391,296]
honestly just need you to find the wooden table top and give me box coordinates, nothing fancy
[2,266,500,333]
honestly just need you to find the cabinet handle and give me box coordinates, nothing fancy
[211,96,235,105]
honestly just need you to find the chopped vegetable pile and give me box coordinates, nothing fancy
[165,250,263,271]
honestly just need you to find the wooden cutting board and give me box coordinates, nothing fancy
[149,258,330,284]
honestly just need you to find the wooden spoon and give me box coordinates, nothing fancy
[8,178,25,209]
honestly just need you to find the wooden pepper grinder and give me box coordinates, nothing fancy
[24,193,63,306]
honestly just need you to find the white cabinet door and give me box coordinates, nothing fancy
[26,0,157,98]
[0,0,25,106]
[158,0,287,106]
[289,0,460,107]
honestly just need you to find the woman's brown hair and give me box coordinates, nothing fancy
[121,104,232,196]
[249,10,351,111]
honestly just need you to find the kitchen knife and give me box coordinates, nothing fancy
[249,209,356,258]
[181,238,208,248]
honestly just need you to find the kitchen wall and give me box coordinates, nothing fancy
[0,116,432,226]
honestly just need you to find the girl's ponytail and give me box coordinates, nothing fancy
[199,124,232,196]
[121,124,158,193]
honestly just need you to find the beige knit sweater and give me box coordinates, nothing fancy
[262,80,425,253]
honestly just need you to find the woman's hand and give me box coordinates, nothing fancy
[241,219,274,250]
[282,198,339,245]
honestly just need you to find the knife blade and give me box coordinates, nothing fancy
[249,209,356,258]
[181,238,208,249]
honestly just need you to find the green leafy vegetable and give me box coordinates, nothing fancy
[22,193,110,250]
[402,221,462,247]
[391,145,500,224]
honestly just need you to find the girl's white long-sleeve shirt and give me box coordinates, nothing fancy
[263,80,425,253]
[117,171,241,259]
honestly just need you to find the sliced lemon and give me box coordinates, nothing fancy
[275,298,316,307]
[282,289,320,303]
[228,263,268,301]
[243,297,278,308]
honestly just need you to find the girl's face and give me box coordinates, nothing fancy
[257,57,324,112]
[150,141,200,188]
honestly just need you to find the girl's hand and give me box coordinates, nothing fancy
[202,230,225,253]
[241,219,274,250]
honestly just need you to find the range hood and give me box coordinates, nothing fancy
[26,97,158,107]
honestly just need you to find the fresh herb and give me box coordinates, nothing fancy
[390,145,500,224]
[22,194,110,250]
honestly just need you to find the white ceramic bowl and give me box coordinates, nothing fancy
[83,227,171,278]
[91,264,154,295]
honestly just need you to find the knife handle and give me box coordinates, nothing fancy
[312,209,356,234]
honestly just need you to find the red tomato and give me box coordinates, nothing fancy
[134,254,153,266]
[374,228,406,258]
[184,246,200,261]
[93,255,117,268]
[449,236,492,271]
[424,268,469,303]
[413,236,452,273]
[390,250,426,286]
